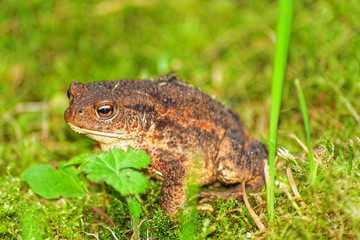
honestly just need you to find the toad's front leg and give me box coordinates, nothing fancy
[149,148,188,216]
[160,159,187,216]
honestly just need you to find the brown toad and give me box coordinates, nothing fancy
[64,76,268,215]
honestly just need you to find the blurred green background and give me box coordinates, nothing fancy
[1,0,359,166]
[1,0,359,238]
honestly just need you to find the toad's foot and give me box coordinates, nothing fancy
[198,184,245,203]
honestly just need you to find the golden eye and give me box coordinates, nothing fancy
[97,105,114,118]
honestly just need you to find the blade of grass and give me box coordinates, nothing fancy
[294,79,317,184]
[348,140,354,175]
[268,0,293,223]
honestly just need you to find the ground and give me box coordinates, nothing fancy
[0,0,359,239]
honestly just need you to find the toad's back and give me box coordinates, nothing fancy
[109,78,247,136]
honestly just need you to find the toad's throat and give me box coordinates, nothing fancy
[66,122,134,140]
[67,123,137,151]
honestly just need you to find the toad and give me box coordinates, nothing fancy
[64,75,268,215]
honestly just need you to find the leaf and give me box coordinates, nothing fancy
[121,147,152,169]
[63,153,93,167]
[113,170,149,195]
[80,148,151,196]
[22,163,86,199]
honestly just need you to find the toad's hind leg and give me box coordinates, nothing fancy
[200,133,268,202]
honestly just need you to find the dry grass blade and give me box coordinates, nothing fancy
[101,225,119,240]
[83,231,99,240]
[334,86,360,124]
[131,219,146,240]
[277,147,301,170]
[254,194,266,214]
[241,181,265,231]
[289,133,308,153]
[90,207,116,227]
[289,133,320,163]
[282,185,300,210]
[264,159,270,194]
[286,164,305,207]
[197,204,214,212]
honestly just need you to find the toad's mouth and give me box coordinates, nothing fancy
[67,122,133,140]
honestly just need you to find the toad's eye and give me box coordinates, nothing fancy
[97,105,114,118]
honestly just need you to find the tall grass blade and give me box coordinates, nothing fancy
[295,79,316,184]
[268,0,293,223]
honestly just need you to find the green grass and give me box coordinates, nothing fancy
[295,79,316,184]
[268,0,293,223]
[1,0,360,239]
